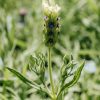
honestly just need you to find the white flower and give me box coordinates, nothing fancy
[54,4,61,13]
[42,0,61,17]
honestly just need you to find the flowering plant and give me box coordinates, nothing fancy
[6,0,84,100]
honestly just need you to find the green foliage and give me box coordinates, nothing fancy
[6,67,51,99]
[58,61,85,98]
[0,0,100,100]
[29,53,46,84]
[6,67,37,88]
[6,53,84,100]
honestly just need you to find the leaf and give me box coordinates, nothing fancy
[6,68,51,98]
[29,55,36,67]
[6,67,39,89]
[6,87,17,96]
[0,79,13,87]
[57,92,64,100]
[63,54,70,64]
[0,94,7,100]
[28,55,37,73]
[57,61,85,98]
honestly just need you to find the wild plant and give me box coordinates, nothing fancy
[6,0,84,100]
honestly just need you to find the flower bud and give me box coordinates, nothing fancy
[42,0,61,47]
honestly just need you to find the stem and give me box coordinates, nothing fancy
[48,47,56,99]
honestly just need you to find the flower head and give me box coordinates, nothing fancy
[42,0,61,47]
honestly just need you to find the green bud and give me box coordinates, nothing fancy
[42,0,61,47]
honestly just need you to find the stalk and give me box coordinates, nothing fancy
[48,47,56,100]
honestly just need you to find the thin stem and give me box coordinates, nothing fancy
[48,47,55,99]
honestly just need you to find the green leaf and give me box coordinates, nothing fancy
[0,79,13,87]
[57,92,64,100]
[6,87,17,96]
[6,68,50,98]
[6,67,39,89]
[57,61,85,98]
[0,94,7,100]
[29,55,36,67]
[63,54,70,64]
[28,55,37,73]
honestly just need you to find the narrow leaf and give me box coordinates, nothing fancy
[58,61,85,98]
[6,67,39,89]
[29,55,36,67]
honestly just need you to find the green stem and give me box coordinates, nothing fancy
[48,47,56,99]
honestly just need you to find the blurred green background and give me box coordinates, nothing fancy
[0,0,100,100]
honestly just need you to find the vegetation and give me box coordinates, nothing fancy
[0,0,100,100]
